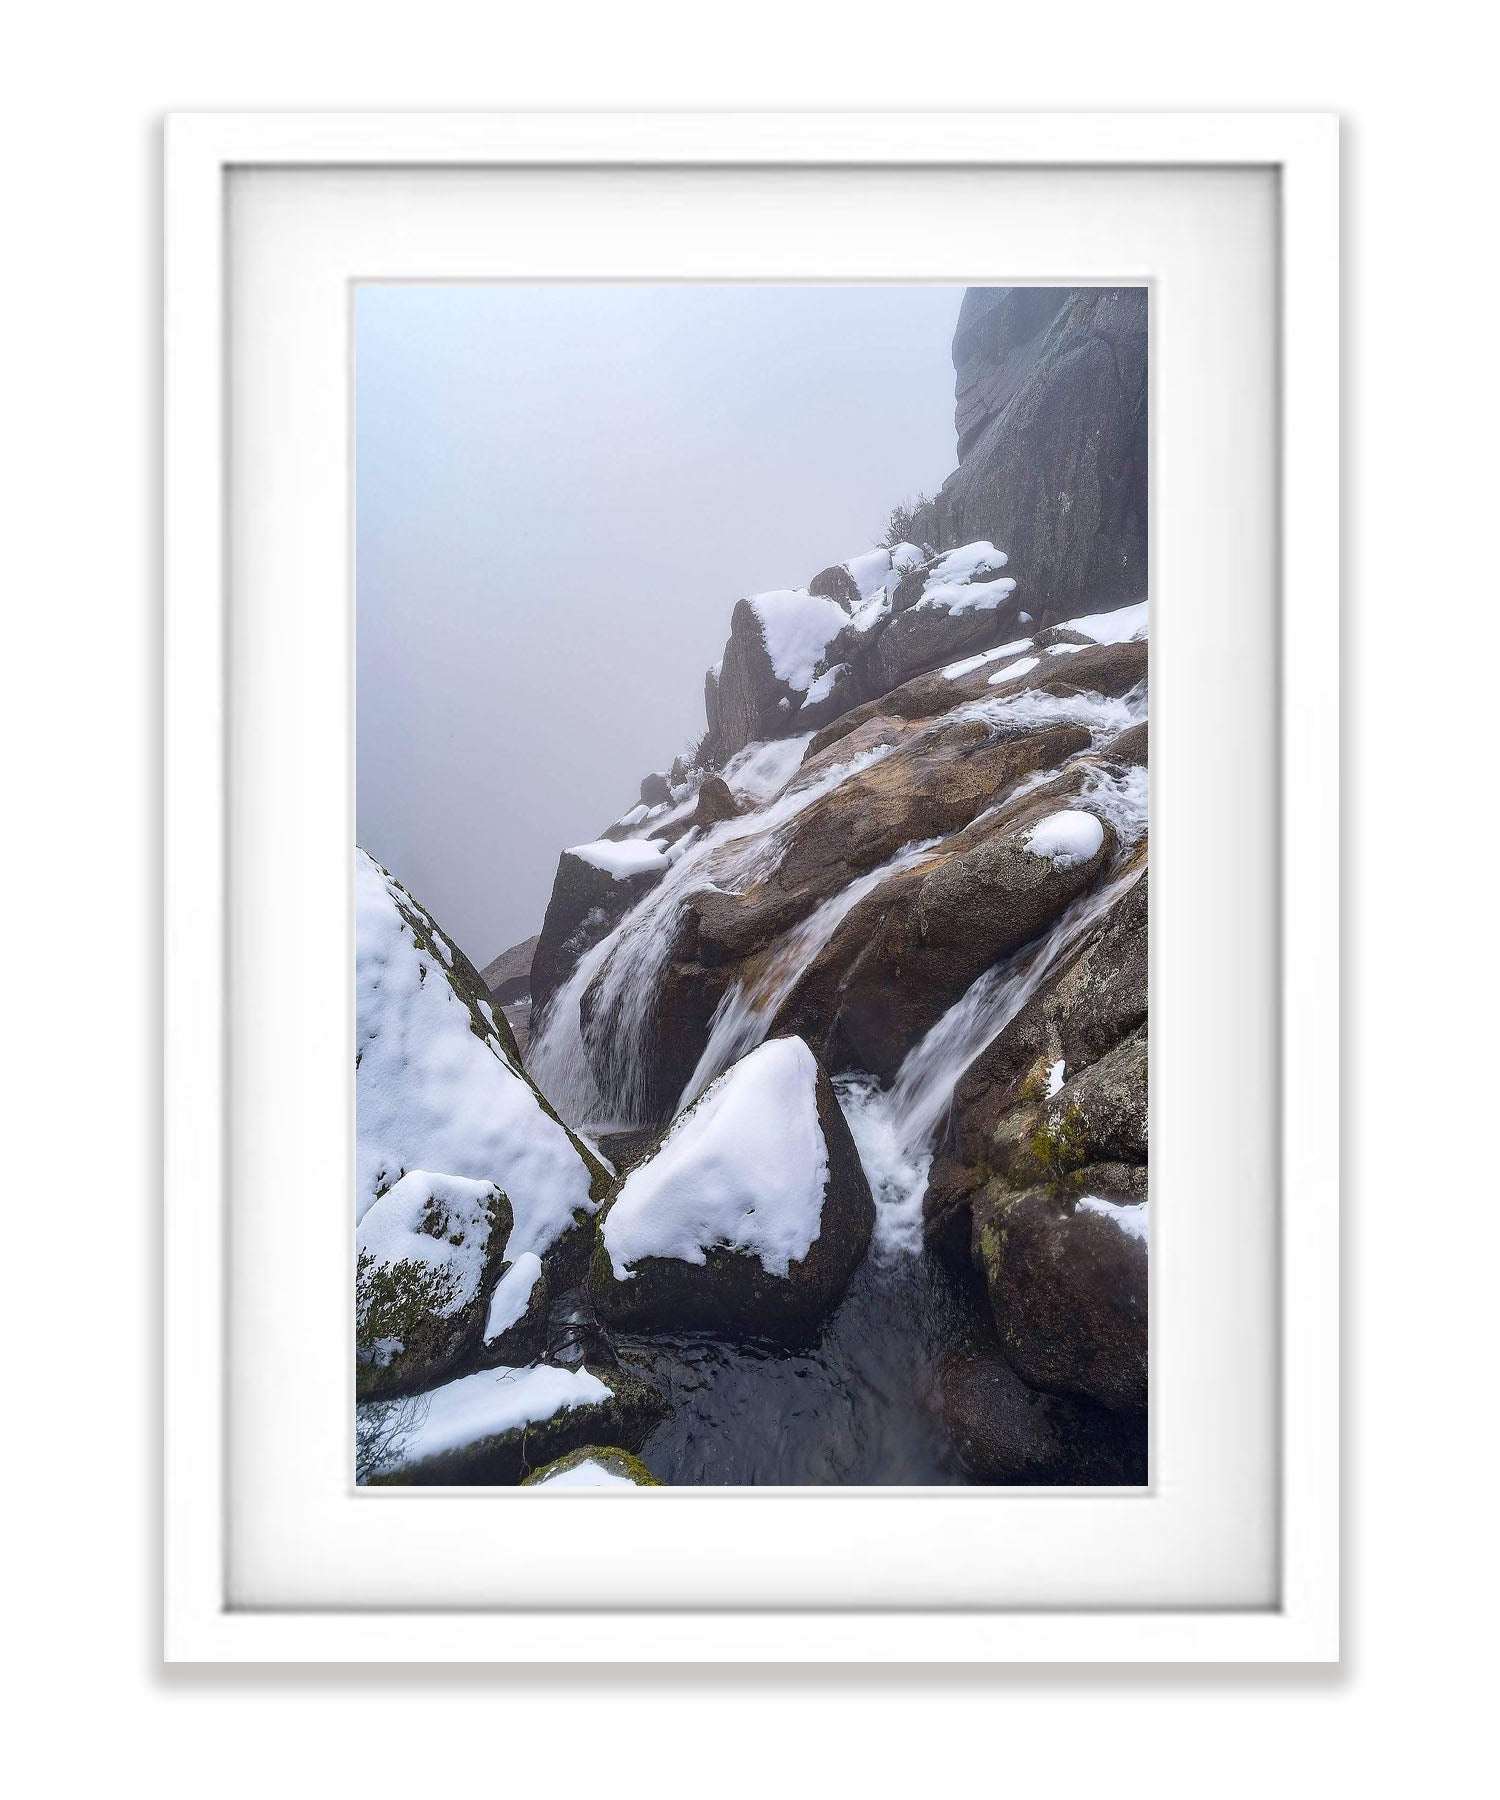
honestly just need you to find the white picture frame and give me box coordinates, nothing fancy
[164,111,1338,1664]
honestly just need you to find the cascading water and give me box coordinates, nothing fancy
[838,744,1149,1258]
[676,835,943,1110]
[526,741,896,1128]
[530,683,1148,1135]
[529,682,1148,1485]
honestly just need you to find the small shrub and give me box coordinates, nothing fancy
[880,493,935,549]
[355,1247,460,1365]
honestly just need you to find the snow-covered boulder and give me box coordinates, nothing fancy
[530,837,672,1018]
[358,1361,670,1486]
[521,1445,662,1488]
[971,1186,1148,1413]
[355,851,611,1261]
[586,1037,874,1340]
[702,541,1033,763]
[355,1170,513,1399]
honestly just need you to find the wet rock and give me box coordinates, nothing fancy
[1108,719,1149,767]
[805,636,1147,763]
[813,808,1116,1079]
[778,717,1094,900]
[531,845,668,1019]
[586,1038,874,1341]
[922,871,1147,1251]
[595,1125,660,1174]
[972,1186,1148,1413]
[640,771,673,806]
[942,1348,1147,1484]
[691,774,741,827]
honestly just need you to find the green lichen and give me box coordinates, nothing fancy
[355,1247,461,1363]
[1023,1100,1090,1186]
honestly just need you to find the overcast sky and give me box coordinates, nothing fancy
[356,283,963,965]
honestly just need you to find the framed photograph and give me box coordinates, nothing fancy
[164,112,1338,1661]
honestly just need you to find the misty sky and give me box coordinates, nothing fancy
[356,284,964,965]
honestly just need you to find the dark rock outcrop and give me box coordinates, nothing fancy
[531,845,668,1019]
[480,933,538,1007]
[933,287,1148,625]
[942,1347,1146,1484]
[971,1186,1148,1413]
[691,774,740,827]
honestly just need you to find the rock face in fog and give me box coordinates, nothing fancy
[930,287,1148,626]
[480,934,537,1006]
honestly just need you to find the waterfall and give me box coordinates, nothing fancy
[529,680,1148,1186]
[526,741,895,1128]
[839,859,1146,1256]
[676,835,943,1111]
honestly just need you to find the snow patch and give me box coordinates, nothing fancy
[748,588,850,692]
[1059,600,1149,645]
[914,542,1017,617]
[803,662,848,705]
[529,1457,643,1489]
[941,637,1033,680]
[369,1364,614,1475]
[1078,1195,1150,1244]
[1023,810,1106,868]
[1046,1058,1067,1098]
[603,1038,831,1280]
[929,541,1009,583]
[568,837,671,879]
[484,1251,544,1344]
[985,654,1040,685]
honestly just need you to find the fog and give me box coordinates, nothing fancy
[356,284,963,965]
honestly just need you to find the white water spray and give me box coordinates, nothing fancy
[526,741,895,1127]
[839,861,1145,1257]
